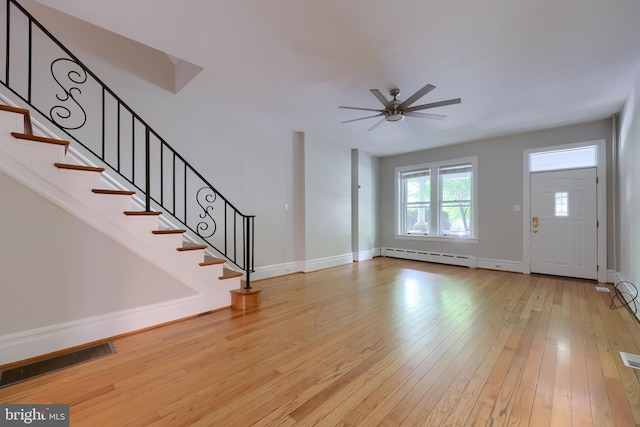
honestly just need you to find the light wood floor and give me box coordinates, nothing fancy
[2,257,640,426]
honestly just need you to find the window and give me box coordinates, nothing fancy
[397,157,477,239]
[555,192,568,216]
[529,145,597,172]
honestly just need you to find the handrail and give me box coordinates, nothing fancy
[0,0,255,288]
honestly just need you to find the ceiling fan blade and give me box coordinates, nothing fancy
[404,111,447,120]
[400,117,411,130]
[370,89,390,108]
[341,113,384,124]
[367,117,387,131]
[399,84,436,109]
[406,98,462,112]
[339,106,385,113]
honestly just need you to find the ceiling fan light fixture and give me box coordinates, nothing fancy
[340,83,461,130]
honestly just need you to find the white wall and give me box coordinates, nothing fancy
[617,71,640,286]
[352,149,379,261]
[302,133,353,271]
[378,119,613,269]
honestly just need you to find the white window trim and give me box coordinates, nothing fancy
[395,156,478,242]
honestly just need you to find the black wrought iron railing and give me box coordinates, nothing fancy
[0,0,255,288]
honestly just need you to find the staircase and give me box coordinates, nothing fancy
[0,0,258,365]
[0,104,242,365]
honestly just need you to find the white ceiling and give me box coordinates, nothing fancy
[33,0,640,156]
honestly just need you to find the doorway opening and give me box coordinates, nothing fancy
[523,140,607,282]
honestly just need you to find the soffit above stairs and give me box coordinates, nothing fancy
[24,0,202,94]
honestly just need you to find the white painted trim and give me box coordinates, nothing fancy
[523,139,607,282]
[304,253,354,272]
[0,295,228,366]
[476,258,523,273]
[353,248,381,262]
[252,261,299,280]
[613,272,640,321]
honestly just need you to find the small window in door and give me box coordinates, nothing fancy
[555,192,568,216]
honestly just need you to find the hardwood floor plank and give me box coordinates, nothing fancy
[550,282,573,426]
[528,279,562,426]
[569,283,595,427]
[506,278,555,426]
[580,283,614,427]
[1,258,639,426]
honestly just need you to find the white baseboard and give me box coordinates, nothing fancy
[251,255,353,277]
[476,258,523,273]
[252,261,299,280]
[304,253,354,273]
[353,248,381,262]
[0,295,228,366]
[613,272,640,321]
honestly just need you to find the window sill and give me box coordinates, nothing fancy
[395,234,479,244]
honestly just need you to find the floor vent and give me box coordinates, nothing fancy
[620,352,640,370]
[0,342,116,388]
[595,286,611,292]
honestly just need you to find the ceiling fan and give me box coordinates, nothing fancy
[339,83,461,131]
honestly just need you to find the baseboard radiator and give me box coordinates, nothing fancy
[382,247,477,268]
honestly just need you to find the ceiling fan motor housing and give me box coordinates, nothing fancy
[387,89,404,121]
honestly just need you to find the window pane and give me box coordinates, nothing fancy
[530,146,597,172]
[555,192,568,216]
[403,171,430,234]
[439,165,472,236]
[406,204,430,234]
[440,201,471,236]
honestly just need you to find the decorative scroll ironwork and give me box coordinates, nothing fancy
[196,187,218,239]
[1,0,254,288]
[50,58,87,130]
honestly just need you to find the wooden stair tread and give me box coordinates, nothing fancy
[11,132,68,147]
[176,243,207,252]
[55,163,105,173]
[199,255,225,266]
[92,188,135,196]
[0,104,30,115]
[220,268,243,280]
[123,211,162,216]
[1,105,33,135]
[152,229,186,235]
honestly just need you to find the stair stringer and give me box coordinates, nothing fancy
[0,109,240,365]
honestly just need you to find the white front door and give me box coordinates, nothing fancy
[530,168,597,280]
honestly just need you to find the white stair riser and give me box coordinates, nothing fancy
[118,215,162,233]
[4,137,66,169]
[87,193,134,216]
[175,248,208,267]
[54,169,103,191]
